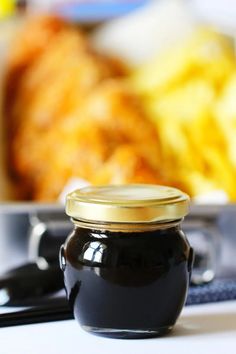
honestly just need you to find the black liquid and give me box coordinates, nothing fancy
[62,225,192,338]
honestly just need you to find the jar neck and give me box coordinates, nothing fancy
[71,218,183,233]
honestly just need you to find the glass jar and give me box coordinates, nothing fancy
[60,184,193,339]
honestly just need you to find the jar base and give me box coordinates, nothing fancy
[81,325,173,339]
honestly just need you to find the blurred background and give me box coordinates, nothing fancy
[0,0,236,204]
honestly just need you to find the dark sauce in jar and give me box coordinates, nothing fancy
[61,184,192,338]
[62,223,192,338]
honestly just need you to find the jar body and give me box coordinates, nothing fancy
[60,222,192,339]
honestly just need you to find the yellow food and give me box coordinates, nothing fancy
[3,17,236,202]
[131,28,236,200]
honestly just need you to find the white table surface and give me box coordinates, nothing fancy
[0,300,235,354]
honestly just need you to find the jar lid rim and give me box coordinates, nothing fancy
[66,184,190,223]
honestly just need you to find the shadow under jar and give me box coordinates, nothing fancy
[60,184,193,339]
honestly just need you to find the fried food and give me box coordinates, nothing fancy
[4,18,236,202]
[132,28,235,96]
[132,28,236,201]
[12,80,163,201]
[4,15,125,134]
[3,15,162,200]
[215,73,236,170]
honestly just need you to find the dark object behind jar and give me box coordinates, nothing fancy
[60,224,192,338]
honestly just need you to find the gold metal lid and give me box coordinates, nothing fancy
[66,184,189,224]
